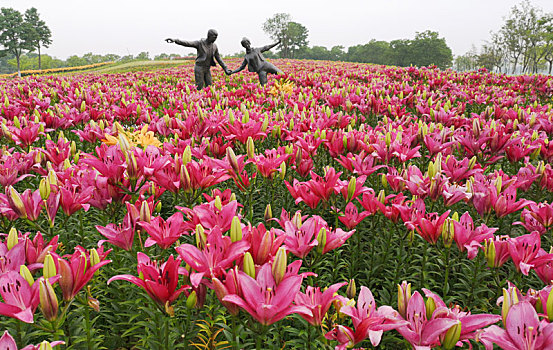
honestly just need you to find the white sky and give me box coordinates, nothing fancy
[3,0,553,59]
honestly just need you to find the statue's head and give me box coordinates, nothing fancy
[207,29,218,43]
[240,37,251,50]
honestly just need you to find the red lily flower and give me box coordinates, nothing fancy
[58,246,111,301]
[108,253,187,308]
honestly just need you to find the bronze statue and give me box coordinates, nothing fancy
[229,38,283,86]
[165,29,231,90]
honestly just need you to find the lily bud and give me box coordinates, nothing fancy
[7,186,26,219]
[90,248,100,267]
[377,190,386,204]
[39,279,58,321]
[279,161,286,180]
[425,296,436,320]
[38,341,54,350]
[58,259,74,301]
[502,286,519,325]
[264,204,272,222]
[397,281,411,318]
[381,174,388,189]
[546,289,553,322]
[186,291,197,310]
[468,156,477,170]
[316,228,327,254]
[214,196,222,210]
[226,148,239,174]
[346,279,356,299]
[195,224,206,249]
[182,146,192,165]
[243,252,256,279]
[442,321,462,350]
[442,218,455,248]
[39,178,51,200]
[155,201,162,213]
[246,137,255,159]
[20,265,35,286]
[484,238,497,268]
[118,133,131,153]
[347,177,356,202]
[292,211,303,228]
[494,176,502,194]
[7,227,18,250]
[272,247,287,285]
[230,216,242,242]
[43,254,56,279]
[140,201,151,223]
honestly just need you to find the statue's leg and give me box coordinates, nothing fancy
[258,71,268,86]
[263,62,283,75]
[194,65,205,90]
[205,69,213,87]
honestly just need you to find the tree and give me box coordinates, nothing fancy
[0,7,34,77]
[262,13,292,57]
[24,7,51,70]
[408,31,453,69]
[262,13,309,59]
[135,51,150,61]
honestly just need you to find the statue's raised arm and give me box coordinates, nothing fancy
[164,29,228,90]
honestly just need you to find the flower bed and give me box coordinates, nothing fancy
[0,60,553,349]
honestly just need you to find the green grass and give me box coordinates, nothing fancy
[77,60,194,74]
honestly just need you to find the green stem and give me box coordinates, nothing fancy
[16,320,22,348]
[467,255,482,305]
[164,316,170,350]
[420,244,428,289]
[85,303,92,350]
[442,246,451,299]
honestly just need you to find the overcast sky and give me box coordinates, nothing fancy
[3,0,553,59]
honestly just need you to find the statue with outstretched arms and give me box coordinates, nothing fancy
[230,38,283,86]
[165,29,231,90]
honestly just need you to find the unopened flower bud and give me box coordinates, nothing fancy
[195,224,206,249]
[272,247,287,285]
[347,177,356,202]
[140,201,151,223]
[39,178,51,200]
[292,211,302,228]
[230,216,242,242]
[279,161,286,180]
[425,296,436,320]
[90,248,100,267]
[186,291,197,310]
[7,227,18,250]
[316,228,327,254]
[442,218,455,248]
[226,148,239,174]
[346,279,356,299]
[7,186,26,219]
[546,290,553,322]
[397,281,411,319]
[20,265,34,286]
[484,238,497,268]
[43,254,56,279]
[442,321,462,350]
[243,252,256,278]
[182,146,192,165]
[246,137,255,159]
[264,204,272,222]
[39,279,58,321]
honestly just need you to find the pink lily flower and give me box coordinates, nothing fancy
[453,212,496,259]
[334,286,409,347]
[25,231,59,268]
[108,253,187,308]
[250,148,290,179]
[508,232,553,276]
[338,202,370,229]
[242,223,286,265]
[294,282,346,326]
[395,291,459,349]
[0,271,40,323]
[285,179,321,209]
[139,211,187,249]
[0,330,64,349]
[222,263,312,325]
[96,213,135,251]
[280,218,320,258]
[176,227,250,287]
[0,241,25,273]
[321,226,355,254]
[59,183,93,216]
[415,209,451,245]
[479,301,553,350]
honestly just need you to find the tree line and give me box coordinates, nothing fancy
[261,13,453,70]
[455,0,553,74]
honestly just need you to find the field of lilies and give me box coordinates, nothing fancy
[1,58,553,349]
